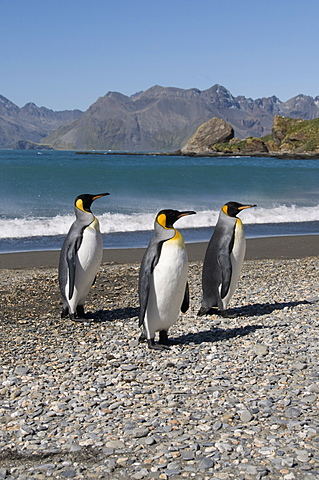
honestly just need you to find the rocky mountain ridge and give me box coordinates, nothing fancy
[0,95,82,147]
[42,85,319,151]
[1,85,319,151]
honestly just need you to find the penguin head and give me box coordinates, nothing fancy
[75,193,110,213]
[222,201,256,218]
[156,209,196,229]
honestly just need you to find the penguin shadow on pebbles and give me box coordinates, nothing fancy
[77,264,140,323]
[198,299,310,319]
[82,306,139,323]
[172,323,267,346]
[172,297,311,346]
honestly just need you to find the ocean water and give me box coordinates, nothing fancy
[0,150,318,253]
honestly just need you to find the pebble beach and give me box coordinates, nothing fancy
[0,237,319,480]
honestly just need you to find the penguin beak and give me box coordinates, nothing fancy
[177,210,196,219]
[92,193,110,201]
[238,204,256,211]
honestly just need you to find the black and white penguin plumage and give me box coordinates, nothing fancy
[58,193,109,320]
[198,201,256,317]
[138,209,196,350]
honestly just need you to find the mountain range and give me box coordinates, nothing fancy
[1,85,319,151]
[0,95,82,147]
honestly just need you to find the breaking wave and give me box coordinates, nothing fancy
[0,205,318,239]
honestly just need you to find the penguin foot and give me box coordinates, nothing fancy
[76,305,85,318]
[70,305,90,322]
[197,306,219,316]
[138,332,147,343]
[69,312,89,323]
[147,339,170,350]
[71,317,90,323]
[61,307,69,319]
[159,330,169,345]
[158,333,176,346]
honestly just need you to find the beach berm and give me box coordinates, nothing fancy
[0,237,318,479]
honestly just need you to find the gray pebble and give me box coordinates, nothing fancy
[13,366,30,375]
[285,407,302,418]
[240,409,253,423]
[144,436,156,445]
[282,456,297,467]
[212,421,223,431]
[60,470,77,478]
[131,428,150,438]
[292,362,307,370]
[198,456,215,470]
[253,344,269,356]
[121,364,138,371]
[0,469,8,479]
[181,449,195,460]
[105,440,125,449]
[307,383,319,393]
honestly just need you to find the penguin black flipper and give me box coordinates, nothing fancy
[66,241,77,300]
[181,281,189,313]
[138,239,164,327]
[200,222,234,314]
[63,226,84,300]
[218,248,232,299]
[217,223,235,299]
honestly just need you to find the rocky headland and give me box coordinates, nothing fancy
[177,116,319,158]
[13,140,54,151]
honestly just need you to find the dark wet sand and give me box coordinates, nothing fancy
[0,235,318,270]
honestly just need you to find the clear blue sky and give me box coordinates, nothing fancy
[1,0,318,111]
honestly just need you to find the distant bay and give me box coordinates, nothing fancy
[0,150,318,253]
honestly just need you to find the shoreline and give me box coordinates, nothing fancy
[0,234,318,270]
[75,150,319,159]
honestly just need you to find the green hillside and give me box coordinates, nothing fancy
[209,116,319,155]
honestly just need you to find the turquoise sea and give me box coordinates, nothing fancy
[0,150,318,253]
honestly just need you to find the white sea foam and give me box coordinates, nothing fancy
[0,205,318,239]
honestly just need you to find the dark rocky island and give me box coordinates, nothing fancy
[177,116,319,158]
[180,117,234,155]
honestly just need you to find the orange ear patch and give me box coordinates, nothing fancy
[75,198,85,212]
[157,213,167,228]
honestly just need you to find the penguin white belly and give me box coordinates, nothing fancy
[68,221,103,312]
[221,219,246,310]
[145,240,188,339]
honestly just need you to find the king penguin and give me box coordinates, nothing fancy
[58,192,109,320]
[138,209,196,350]
[198,201,256,317]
